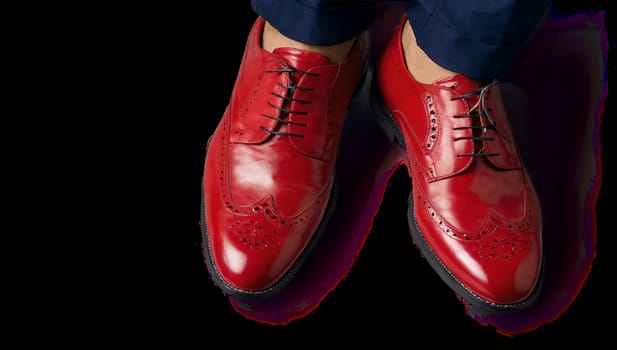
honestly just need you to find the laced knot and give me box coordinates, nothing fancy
[259,65,318,138]
[450,81,510,158]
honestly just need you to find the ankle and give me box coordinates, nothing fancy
[401,19,458,84]
[262,21,356,63]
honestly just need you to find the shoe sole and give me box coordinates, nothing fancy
[368,72,544,313]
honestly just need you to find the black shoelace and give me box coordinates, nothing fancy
[260,66,318,138]
[451,81,511,158]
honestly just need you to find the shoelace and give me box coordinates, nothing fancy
[451,81,511,158]
[260,66,318,138]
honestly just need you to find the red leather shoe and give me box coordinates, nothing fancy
[201,17,368,298]
[372,17,543,311]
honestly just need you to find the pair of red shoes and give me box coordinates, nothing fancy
[201,16,543,312]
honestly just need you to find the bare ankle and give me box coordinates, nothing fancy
[402,20,458,84]
[262,21,356,63]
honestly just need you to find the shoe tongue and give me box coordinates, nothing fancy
[272,47,332,72]
[432,74,483,92]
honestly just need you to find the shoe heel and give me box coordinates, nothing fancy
[348,57,371,112]
[368,71,406,149]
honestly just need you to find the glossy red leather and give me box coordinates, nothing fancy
[202,17,368,296]
[376,17,543,307]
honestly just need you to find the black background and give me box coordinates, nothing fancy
[157,0,614,345]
